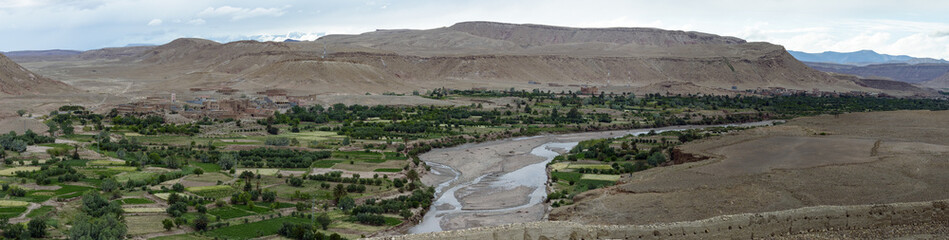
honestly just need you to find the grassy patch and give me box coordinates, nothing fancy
[0,200,29,207]
[373,168,401,173]
[232,204,271,213]
[191,162,221,173]
[26,205,53,218]
[234,168,279,176]
[0,166,41,176]
[126,215,168,235]
[122,207,165,213]
[0,207,27,218]
[276,131,340,142]
[61,134,95,142]
[106,166,138,172]
[580,174,621,181]
[62,159,89,167]
[208,206,254,219]
[184,173,232,183]
[312,160,341,168]
[120,198,155,205]
[204,217,310,240]
[87,160,126,166]
[550,171,581,183]
[153,193,171,200]
[383,152,408,160]
[39,143,71,149]
[114,171,156,183]
[186,185,234,199]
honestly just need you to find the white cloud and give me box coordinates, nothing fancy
[187,18,206,25]
[147,18,162,26]
[198,5,286,21]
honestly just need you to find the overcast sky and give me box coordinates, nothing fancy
[2,0,948,59]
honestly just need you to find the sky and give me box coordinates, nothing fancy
[1,0,949,60]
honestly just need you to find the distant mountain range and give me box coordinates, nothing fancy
[788,50,949,88]
[788,50,948,66]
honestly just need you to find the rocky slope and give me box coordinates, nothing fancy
[0,53,74,95]
[789,49,948,66]
[13,22,892,96]
[119,22,875,95]
[804,61,949,84]
[922,71,949,89]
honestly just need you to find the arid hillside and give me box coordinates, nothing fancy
[16,22,891,97]
[804,61,949,84]
[551,110,949,226]
[0,53,74,96]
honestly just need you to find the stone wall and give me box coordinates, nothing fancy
[370,199,949,240]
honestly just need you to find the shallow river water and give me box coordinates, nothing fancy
[409,121,775,233]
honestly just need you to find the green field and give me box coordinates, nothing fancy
[123,207,164,213]
[208,206,255,219]
[119,198,155,205]
[114,171,156,182]
[204,217,311,240]
[0,207,27,218]
[0,166,41,176]
[186,185,235,199]
[0,200,29,207]
[192,162,222,173]
[581,174,621,181]
[274,131,341,142]
[26,206,54,218]
[183,172,232,183]
[312,160,342,168]
[61,134,95,142]
[234,168,280,176]
[87,160,126,166]
[373,168,401,172]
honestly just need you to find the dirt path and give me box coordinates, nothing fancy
[9,202,42,224]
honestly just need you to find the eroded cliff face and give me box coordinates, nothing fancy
[81,22,868,94]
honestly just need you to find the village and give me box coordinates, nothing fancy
[114,88,314,120]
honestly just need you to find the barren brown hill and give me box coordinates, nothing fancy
[804,61,949,84]
[0,53,74,96]
[922,71,949,89]
[18,22,891,96]
[551,110,949,227]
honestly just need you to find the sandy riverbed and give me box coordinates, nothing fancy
[410,121,776,233]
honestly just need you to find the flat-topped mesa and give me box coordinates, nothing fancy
[448,21,746,47]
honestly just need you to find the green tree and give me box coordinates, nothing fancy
[332,184,346,203]
[100,178,119,192]
[193,214,209,231]
[172,183,185,192]
[70,192,126,240]
[162,218,174,231]
[316,213,332,230]
[193,167,204,175]
[46,121,58,137]
[406,169,419,182]
[2,222,24,239]
[28,217,47,238]
[16,110,26,117]
[60,121,74,135]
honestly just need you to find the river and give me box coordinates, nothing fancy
[409,121,776,233]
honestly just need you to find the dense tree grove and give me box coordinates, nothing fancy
[111,115,200,135]
[235,148,331,168]
[69,192,127,240]
[0,130,54,153]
